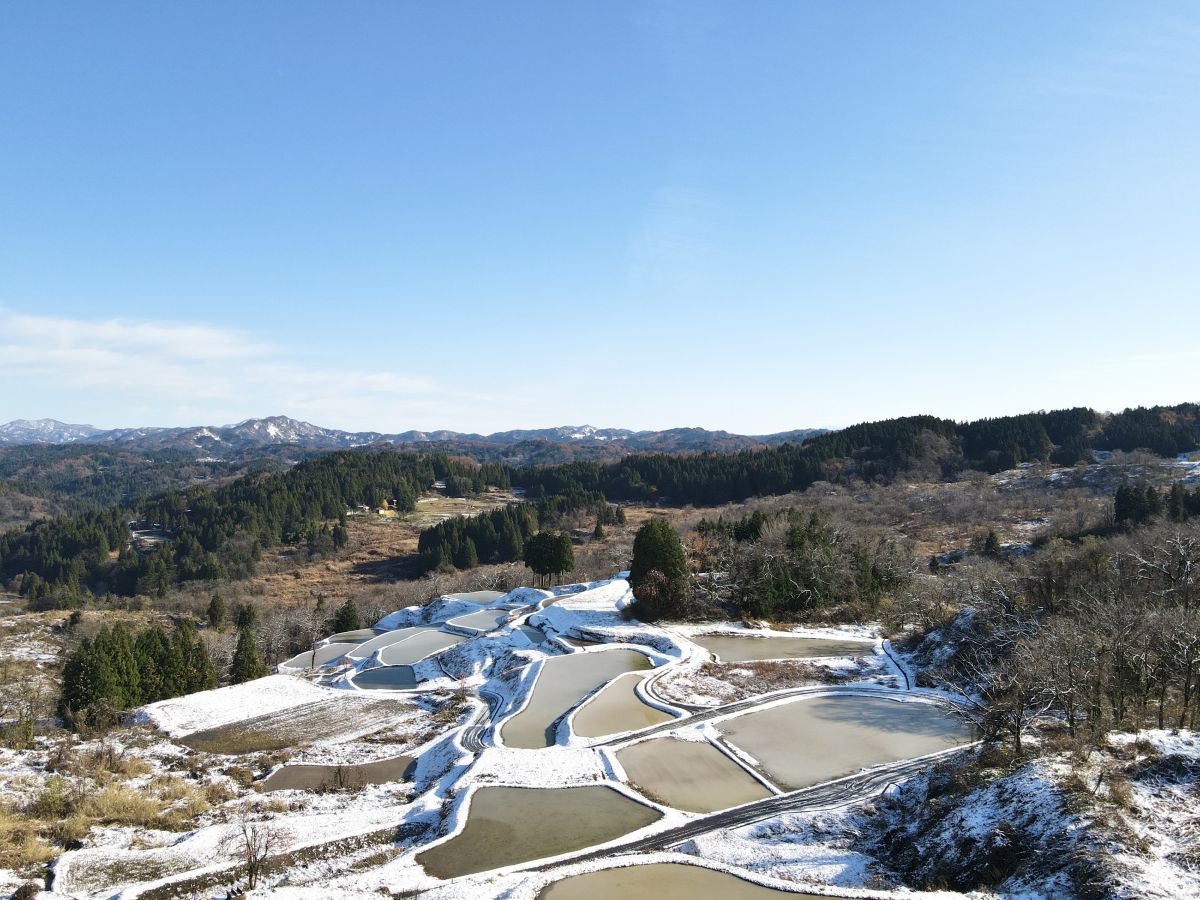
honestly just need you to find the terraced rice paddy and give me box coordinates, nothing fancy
[349,626,438,659]
[616,737,772,812]
[416,786,661,879]
[445,590,507,604]
[324,628,380,643]
[570,673,673,738]
[351,665,420,690]
[692,634,874,662]
[279,641,359,670]
[377,630,466,665]
[447,608,509,632]
[179,696,410,754]
[716,694,971,790]
[540,863,830,899]
[501,649,655,749]
[259,755,414,791]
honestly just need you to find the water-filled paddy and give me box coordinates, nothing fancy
[279,641,359,670]
[416,786,660,879]
[693,634,874,662]
[377,630,466,665]
[616,737,771,812]
[446,590,507,604]
[717,694,971,790]
[349,626,437,659]
[540,863,828,899]
[259,755,414,791]
[560,635,603,648]
[324,628,380,644]
[570,673,673,738]
[447,608,508,632]
[351,665,419,690]
[501,650,654,749]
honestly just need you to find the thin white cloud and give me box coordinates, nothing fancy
[0,310,483,430]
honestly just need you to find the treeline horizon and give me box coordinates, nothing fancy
[1,401,1196,601]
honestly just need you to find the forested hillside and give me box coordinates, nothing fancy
[513,405,1198,505]
[0,452,501,603]
[2,403,1196,602]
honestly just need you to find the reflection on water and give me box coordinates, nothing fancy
[259,755,414,791]
[416,785,660,879]
[718,694,971,790]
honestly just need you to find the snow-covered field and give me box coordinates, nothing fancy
[5,578,1197,899]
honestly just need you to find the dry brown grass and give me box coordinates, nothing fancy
[0,804,58,869]
[78,785,164,827]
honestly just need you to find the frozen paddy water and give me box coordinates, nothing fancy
[501,649,655,749]
[616,737,771,812]
[416,785,661,879]
[349,625,438,659]
[323,628,380,643]
[447,608,509,632]
[570,672,673,738]
[377,630,466,665]
[540,862,830,899]
[717,694,971,790]
[445,590,507,604]
[279,641,359,670]
[692,634,874,662]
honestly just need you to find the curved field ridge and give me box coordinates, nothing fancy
[500,649,654,749]
[570,673,674,739]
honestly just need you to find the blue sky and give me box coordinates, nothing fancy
[1,1,1197,433]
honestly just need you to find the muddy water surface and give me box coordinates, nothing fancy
[416,786,660,879]
[501,650,654,749]
[693,634,874,662]
[717,694,970,790]
[616,737,771,812]
[540,863,829,899]
[571,673,673,738]
[260,755,414,791]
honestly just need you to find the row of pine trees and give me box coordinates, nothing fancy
[58,620,266,730]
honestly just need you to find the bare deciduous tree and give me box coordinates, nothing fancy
[225,804,287,890]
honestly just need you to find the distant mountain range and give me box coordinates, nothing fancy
[0,416,826,458]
